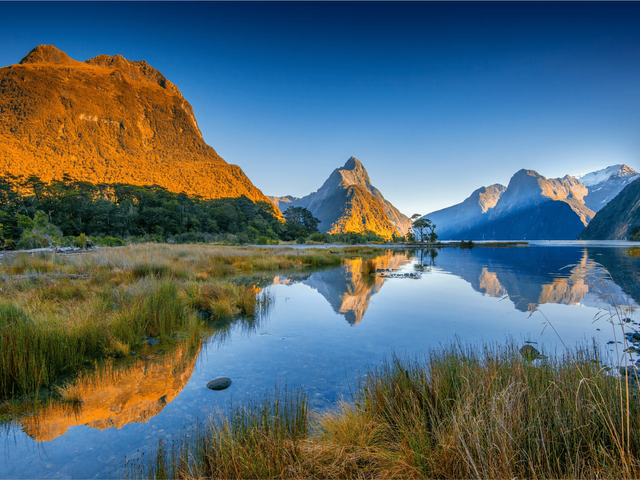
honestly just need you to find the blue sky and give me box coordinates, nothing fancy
[2,1,640,215]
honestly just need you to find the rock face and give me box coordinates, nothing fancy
[422,184,506,240]
[0,45,275,205]
[423,169,595,240]
[578,177,640,240]
[281,157,411,238]
[576,164,639,213]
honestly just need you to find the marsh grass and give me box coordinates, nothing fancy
[134,342,640,479]
[0,244,349,401]
[129,387,308,480]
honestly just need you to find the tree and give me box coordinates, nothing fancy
[412,217,438,243]
[283,206,321,240]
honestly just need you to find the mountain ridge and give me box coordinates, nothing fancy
[422,168,596,240]
[0,45,275,207]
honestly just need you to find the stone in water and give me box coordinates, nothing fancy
[207,378,232,391]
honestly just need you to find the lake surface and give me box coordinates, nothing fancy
[2,242,640,479]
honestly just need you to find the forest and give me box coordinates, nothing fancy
[0,175,389,249]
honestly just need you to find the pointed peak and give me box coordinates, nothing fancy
[20,45,78,66]
[342,156,364,171]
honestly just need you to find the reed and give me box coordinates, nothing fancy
[134,341,640,479]
[129,387,308,480]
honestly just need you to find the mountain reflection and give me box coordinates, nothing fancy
[22,344,199,442]
[423,246,638,311]
[301,251,412,325]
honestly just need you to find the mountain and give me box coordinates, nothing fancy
[423,169,595,240]
[576,164,639,212]
[0,45,274,206]
[423,184,506,239]
[267,195,300,211]
[578,176,640,240]
[281,157,411,238]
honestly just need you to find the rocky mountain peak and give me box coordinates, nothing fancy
[343,156,363,170]
[19,45,79,66]
[85,54,180,94]
[337,156,371,188]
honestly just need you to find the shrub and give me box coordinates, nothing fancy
[98,236,126,247]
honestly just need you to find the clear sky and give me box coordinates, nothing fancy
[2,1,640,215]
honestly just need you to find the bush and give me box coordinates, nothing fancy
[98,236,126,247]
[17,211,62,249]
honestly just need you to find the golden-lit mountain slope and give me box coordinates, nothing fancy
[0,45,275,205]
[277,157,411,239]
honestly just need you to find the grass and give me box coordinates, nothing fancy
[131,341,640,479]
[0,244,345,401]
[128,387,308,480]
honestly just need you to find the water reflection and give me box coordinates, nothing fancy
[301,251,412,325]
[419,246,638,312]
[21,344,200,442]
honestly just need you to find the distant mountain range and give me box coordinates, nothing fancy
[270,157,411,238]
[0,45,274,206]
[579,176,640,240]
[422,164,638,240]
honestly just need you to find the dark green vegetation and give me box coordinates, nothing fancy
[0,175,410,249]
[281,206,320,241]
[134,342,640,479]
[0,244,343,401]
[579,177,640,240]
[0,175,284,249]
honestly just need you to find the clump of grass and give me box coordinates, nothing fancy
[8,253,55,274]
[136,342,640,479]
[181,282,264,319]
[132,387,308,480]
[310,343,640,479]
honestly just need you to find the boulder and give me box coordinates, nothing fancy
[519,344,542,361]
[207,377,232,391]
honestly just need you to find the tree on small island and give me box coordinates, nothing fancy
[411,214,438,243]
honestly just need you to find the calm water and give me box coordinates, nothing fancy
[2,243,640,479]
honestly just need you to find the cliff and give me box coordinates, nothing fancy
[0,45,275,206]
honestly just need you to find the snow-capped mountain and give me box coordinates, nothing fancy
[575,164,639,212]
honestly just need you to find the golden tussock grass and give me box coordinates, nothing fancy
[0,244,342,400]
[132,342,640,480]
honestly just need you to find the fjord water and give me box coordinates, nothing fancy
[2,243,640,479]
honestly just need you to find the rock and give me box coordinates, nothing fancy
[619,366,639,377]
[206,377,232,391]
[519,344,542,361]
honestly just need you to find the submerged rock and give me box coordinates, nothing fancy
[206,377,232,391]
[519,344,543,361]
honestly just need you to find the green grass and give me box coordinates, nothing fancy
[0,244,349,401]
[132,341,640,479]
[128,387,308,480]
